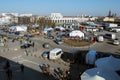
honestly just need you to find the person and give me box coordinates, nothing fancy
[32,42,35,47]
[25,49,29,56]
[46,64,50,75]
[5,60,10,69]
[20,64,24,73]
[20,40,22,44]
[6,69,12,80]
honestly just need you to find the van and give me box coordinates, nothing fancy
[97,35,104,42]
[105,33,116,40]
[49,48,63,60]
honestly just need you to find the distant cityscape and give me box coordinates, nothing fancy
[0,10,120,27]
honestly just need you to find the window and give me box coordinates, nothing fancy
[56,51,62,55]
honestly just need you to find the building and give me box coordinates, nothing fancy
[49,13,75,24]
[49,13,97,25]
[103,17,115,22]
[0,13,18,25]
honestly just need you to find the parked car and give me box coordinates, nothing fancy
[42,51,49,58]
[43,42,51,49]
[113,40,119,45]
[20,43,32,49]
[54,38,63,45]
[24,34,34,38]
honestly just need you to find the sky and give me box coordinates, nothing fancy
[0,0,120,16]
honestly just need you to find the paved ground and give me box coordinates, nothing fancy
[0,30,120,80]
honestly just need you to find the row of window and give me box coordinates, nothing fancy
[52,20,74,23]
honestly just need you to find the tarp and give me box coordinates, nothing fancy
[69,30,84,38]
[81,68,120,80]
[95,56,120,71]
[85,50,98,65]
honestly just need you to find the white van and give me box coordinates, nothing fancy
[49,48,63,60]
[97,35,104,42]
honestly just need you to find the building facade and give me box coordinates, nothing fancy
[49,13,97,24]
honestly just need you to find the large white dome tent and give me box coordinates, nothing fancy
[69,30,84,39]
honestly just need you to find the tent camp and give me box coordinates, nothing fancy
[85,50,98,65]
[95,56,120,71]
[81,68,120,80]
[69,30,84,38]
[9,25,27,32]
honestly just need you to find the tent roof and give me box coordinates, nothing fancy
[81,68,120,80]
[87,50,97,55]
[85,75,105,80]
[95,56,120,71]
[69,30,84,37]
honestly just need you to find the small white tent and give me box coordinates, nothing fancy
[95,56,120,71]
[85,50,98,65]
[81,68,120,80]
[9,25,27,32]
[55,26,65,31]
[69,30,84,38]
[43,27,54,34]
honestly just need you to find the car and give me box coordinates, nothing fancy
[43,42,51,49]
[113,40,119,45]
[42,51,49,58]
[24,34,34,38]
[20,43,32,49]
[54,38,63,45]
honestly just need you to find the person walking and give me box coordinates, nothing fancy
[20,64,24,73]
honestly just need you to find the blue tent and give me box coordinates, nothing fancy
[85,50,98,65]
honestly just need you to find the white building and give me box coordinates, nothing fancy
[49,13,75,24]
[0,13,18,25]
[49,13,97,24]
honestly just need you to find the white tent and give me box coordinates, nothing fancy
[69,30,84,38]
[55,26,65,31]
[81,75,105,80]
[81,68,120,80]
[95,56,120,71]
[9,25,27,32]
[85,50,98,65]
[43,27,54,34]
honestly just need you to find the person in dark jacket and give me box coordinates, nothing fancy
[20,64,24,73]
